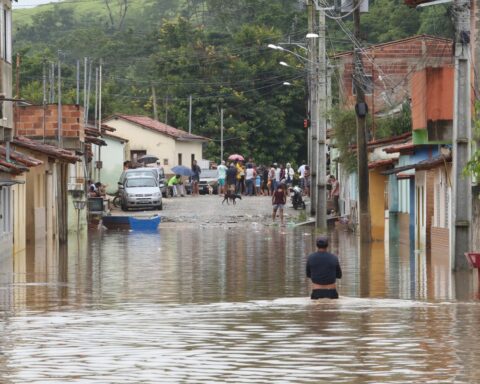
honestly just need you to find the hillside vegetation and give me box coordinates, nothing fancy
[13,0,453,164]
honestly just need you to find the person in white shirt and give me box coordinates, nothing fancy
[217,160,228,195]
[297,161,306,189]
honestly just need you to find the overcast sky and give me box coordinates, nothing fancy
[13,0,62,9]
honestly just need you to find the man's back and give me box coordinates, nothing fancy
[306,251,342,285]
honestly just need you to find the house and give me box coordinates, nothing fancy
[85,123,128,194]
[11,137,81,245]
[332,35,454,245]
[96,131,129,194]
[0,0,16,260]
[333,35,453,126]
[14,104,88,235]
[102,115,209,174]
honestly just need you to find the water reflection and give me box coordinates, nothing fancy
[0,225,479,382]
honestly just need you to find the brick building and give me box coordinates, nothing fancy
[14,104,85,150]
[333,35,453,115]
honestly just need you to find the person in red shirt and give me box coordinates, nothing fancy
[272,184,287,225]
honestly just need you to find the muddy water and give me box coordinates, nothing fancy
[1,225,479,383]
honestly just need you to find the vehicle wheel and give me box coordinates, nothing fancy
[158,202,163,211]
[302,202,306,209]
[121,203,128,211]
[113,196,121,208]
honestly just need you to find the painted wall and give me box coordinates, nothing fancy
[12,178,26,254]
[369,170,387,241]
[175,141,204,169]
[97,136,126,194]
[0,178,13,261]
[104,118,176,173]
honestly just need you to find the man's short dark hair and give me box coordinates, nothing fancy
[316,236,328,248]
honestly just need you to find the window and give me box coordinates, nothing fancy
[352,74,373,95]
[130,150,146,162]
[163,158,168,166]
[178,153,182,166]
[191,154,195,165]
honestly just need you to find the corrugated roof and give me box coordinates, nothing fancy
[113,115,209,141]
[12,136,81,163]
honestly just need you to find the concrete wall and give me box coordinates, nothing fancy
[12,178,26,254]
[104,118,204,174]
[0,1,13,141]
[411,67,454,131]
[175,141,203,169]
[96,136,126,194]
[0,178,13,261]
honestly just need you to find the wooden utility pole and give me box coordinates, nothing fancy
[353,0,371,243]
[451,0,471,270]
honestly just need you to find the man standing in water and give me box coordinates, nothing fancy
[306,236,342,299]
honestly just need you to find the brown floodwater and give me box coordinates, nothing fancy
[0,224,479,383]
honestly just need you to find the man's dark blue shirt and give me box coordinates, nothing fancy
[306,251,342,285]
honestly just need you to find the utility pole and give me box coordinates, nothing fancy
[220,107,224,161]
[451,0,471,270]
[308,0,318,218]
[84,57,88,125]
[152,85,158,120]
[94,67,99,129]
[188,94,193,134]
[50,62,55,103]
[76,60,80,105]
[98,59,103,181]
[57,52,63,147]
[316,6,327,230]
[15,53,20,99]
[164,95,169,125]
[353,0,371,243]
[42,60,47,143]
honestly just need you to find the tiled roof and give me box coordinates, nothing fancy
[12,136,81,163]
[114,115,209,141]
[0,144,43,175]
[383,142,415,154]
[368,158,397,169]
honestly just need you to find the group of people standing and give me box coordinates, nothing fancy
[216,159,312,198]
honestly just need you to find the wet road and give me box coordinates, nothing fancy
[0,197,479,383]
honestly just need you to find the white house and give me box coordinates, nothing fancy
[102,115,209,174]
[97,132,129,194]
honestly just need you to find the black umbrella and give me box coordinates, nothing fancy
[171,165,193,176]
[138,155,159,165]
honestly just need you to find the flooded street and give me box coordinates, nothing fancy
[1,197,480,383]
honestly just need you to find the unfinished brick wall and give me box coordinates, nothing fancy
[15,104,85,140]
[335,36,453,112]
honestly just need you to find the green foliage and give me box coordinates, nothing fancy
[465,101,480,180]
[330,108,358,173]
[13,0,453,165]
[374,101,412,139]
